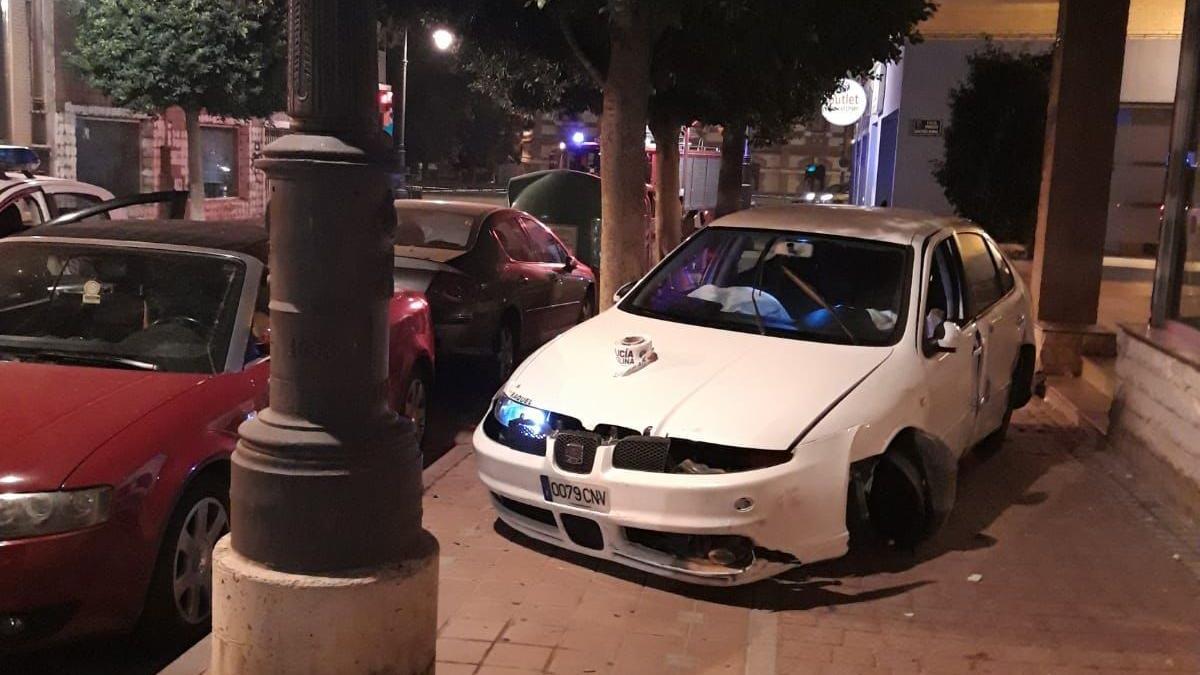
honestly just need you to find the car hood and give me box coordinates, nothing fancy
[505,309,893,450]
[0,362,205,492]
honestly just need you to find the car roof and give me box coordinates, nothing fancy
[709,204,964,245]
[15,219,269,262]
[394,199,505,221]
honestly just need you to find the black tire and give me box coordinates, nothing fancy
[398,362,433,449]
[492,320,518,383]
[137,469,230,647]
[867,451,933,548]
[579,288,595,323]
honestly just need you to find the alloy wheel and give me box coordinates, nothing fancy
[403,375,429,444]
[496,327,515,381]
[171,497,228,625]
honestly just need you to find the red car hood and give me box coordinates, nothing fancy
[0,362,205,492]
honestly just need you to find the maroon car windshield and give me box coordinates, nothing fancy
[0,242,245,374]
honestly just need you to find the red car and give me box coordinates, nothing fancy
[0,220,434,648]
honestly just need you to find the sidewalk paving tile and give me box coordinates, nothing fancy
[428,401,1200,674]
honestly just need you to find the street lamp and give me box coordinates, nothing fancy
[210,1,437,673]
[393,27,457,195]
[432,28,456,52]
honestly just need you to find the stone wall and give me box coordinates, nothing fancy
[1109,328,1200,513]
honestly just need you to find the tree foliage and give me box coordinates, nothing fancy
[934,44,1053,245]
[69,0,285,118]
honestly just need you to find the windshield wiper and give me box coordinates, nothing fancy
[20,350,160,371]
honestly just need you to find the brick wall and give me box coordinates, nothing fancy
[53,103,269,220]
[1109,330,1200,500]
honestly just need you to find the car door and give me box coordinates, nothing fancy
[0,189,49,237]
[920,233,978,455]
[954,231,1011,444]
[489,212,555,349]
[520,214,588,333]
[980,235,1024,421]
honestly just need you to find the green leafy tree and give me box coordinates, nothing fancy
[70,0,285,219]
[649,0,935,250]
[934,44,1053,245]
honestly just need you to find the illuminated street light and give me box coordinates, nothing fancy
[432,28,456,52]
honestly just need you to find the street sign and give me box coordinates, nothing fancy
[911,119,943,137]
[821,79,868,127]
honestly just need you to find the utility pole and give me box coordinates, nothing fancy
[208,1,438,672]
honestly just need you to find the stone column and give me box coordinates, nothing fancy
[1030,0,1131,375]
[208,1,437,673]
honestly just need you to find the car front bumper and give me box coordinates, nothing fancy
[0,523,138,649]
[473,424,856,586]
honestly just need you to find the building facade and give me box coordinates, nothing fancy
[850,1,1183,258]
[0,0,278,219]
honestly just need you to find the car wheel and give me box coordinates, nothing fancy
[400,367,431,447]
[579,290,595,322]
[867,451,932,548]
[138,470,229,646]
[494,323,517,383]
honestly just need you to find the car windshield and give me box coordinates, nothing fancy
[0,242,245,373]
[623,227,910,346]
[394,210,478,250]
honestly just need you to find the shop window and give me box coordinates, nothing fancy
[202,127,240,198]
[76,118,142,197]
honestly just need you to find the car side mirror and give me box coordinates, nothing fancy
[560,258,577,274]
[613,281,635,303]
[932,321,962,353]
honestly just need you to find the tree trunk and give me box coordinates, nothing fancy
[716,124,747,217]
[649,114,682,262]
[598,12,654,310]
[184,108,206,221]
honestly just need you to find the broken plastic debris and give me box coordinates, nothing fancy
[676,458,726,475]
[903,612,915,618]
[967,573,983,583]
[1172,553,1182,561]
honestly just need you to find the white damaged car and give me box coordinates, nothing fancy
[473,205,1037,585]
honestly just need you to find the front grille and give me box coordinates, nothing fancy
[494,493,557,527]
[553,431,600,474]
[612,436,671,472]
[561,513,604,550]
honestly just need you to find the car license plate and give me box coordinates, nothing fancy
[540,476,610,513]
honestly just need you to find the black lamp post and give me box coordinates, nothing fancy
[210,1,438,672]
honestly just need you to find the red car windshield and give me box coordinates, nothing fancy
[0,242,245,373]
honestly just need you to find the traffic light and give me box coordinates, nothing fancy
[378,85,395,136]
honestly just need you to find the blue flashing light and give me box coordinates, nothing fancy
[0,146,40,173]
[571,131,586,146]
[494,396,550,438]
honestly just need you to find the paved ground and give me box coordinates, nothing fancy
[426,401,1200,674]
[9,394,1200,674]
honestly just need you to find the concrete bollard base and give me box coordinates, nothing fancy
[208,531,438,675]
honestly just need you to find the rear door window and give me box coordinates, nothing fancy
[492,214,537,262]
[984,238,1015,295]
[50,193,105,219]
[956,232,1003,317]
[521,216,568,264]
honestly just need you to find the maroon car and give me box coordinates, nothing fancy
[0,220,434,648]
[392,200,596,380]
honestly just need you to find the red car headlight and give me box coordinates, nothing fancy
[0,487,112,540]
